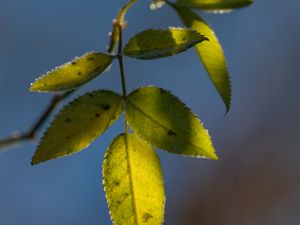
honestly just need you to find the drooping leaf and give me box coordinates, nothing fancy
[126,86,217,159]
[30,52,114,92]
[31,90,122,165]
[103,133,165,225]
[173,5,231,111]
[123,27,208,59]
[176,0,253,12]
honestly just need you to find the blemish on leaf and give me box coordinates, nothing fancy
[93,67,100,72]
[88,93,94,97]
[95,113,100,118]
[143,212,153,222]
[114,180,120,186]
[87,57,94,61]
[66,136,71,140]
[71,62,76,65]
[159,88,166,94]
[77,71,82,75]
[65,118,71,123]
[168,130,176,136]
[102,104,111,111]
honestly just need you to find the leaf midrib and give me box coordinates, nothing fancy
[123,134,140,225]
[127,100,212,156]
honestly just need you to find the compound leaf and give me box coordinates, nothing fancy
[173,5,231,111]
[124,27,208,59]
[103,133,165,225]
[30,52,114,92]
[31,90,122,165]
[126,86,217,159]
[176,0,253,12]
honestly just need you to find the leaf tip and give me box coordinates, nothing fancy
[211,152,219,160]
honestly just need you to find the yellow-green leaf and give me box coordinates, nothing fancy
[31,90,122,165]
[176,0,253,12]
[124,27,208,59]
[103,133,165,225]
[30,52,114,92]
[126,86,217,159]
[173,5,231,111]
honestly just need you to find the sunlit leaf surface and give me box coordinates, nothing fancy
[124,27,208,59]
[173,6,231,111]
[31,90,122,165]
[176,0,253,12]
[126,86,217,159]
[30,52,114,92]
[103,133,165,225]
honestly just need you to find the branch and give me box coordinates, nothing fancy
[0,91,73,150]
[0,0,137,151]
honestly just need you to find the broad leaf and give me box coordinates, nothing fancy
[173,5,231,111]
[124,27,208,59]
[126,86,217,159]
[176,0,253,12]
[30,52,114,92]
[31,90,122,165]
[103,133,165,225]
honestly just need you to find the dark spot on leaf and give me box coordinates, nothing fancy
[102,104,111,110]
[66,136,71,140]
[77,71,82,75]
[159,88,166,94]
[114,180,120,186]
[65,118,71,123]
[88,93,94,97]
[71,62,76,65]
[87,57,94,61]
[93,67,100,72]
[117,200,121,204]
[168,130,176,136]
[143,213,153,222]
[95,113,100,118]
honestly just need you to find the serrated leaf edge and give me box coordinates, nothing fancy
[126,85,218,160]
[31,89,123,165]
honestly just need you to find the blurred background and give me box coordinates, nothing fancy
[0,0,299,224]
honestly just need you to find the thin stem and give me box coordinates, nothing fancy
[116,25,129,134]
[0,91,73,150]
[108,0,137,53]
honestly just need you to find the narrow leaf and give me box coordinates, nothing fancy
[173,5,231,111]
[31,90,122,165]
[176,0,253,12]
[124,27,208,59]
[126,86,217,159]
[103,133,165,225]
[30,52,114,92]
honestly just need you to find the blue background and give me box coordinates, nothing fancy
[0,0,300,224]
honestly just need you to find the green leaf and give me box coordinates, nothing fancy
[126,86,217,159]
[176,0,253,12]
[31,90,122,165]
[124,27,208,59]
[173,5,231,111]
[30,52,114,92]
[103,133,165,225]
